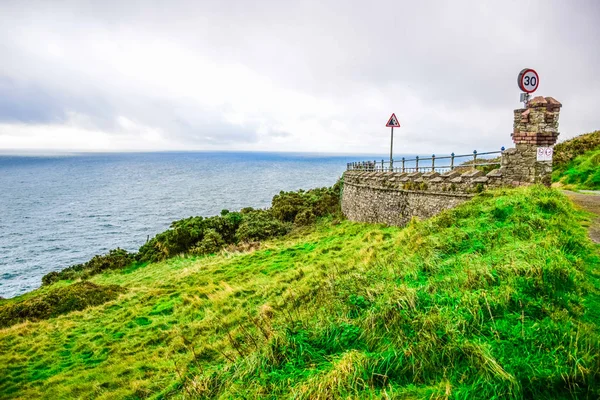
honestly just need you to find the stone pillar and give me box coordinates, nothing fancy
[500,96,562,186]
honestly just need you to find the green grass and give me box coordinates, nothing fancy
[553,130,600,170]
[1,186,599,399]
[553,148,600,190]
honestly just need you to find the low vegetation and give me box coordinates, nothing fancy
[552,130,600,190]
[0,282,124,328]
[42,183,341,285]
[42,248,136,285]
[552,148,600,190]
[1,185,599,399]
[553,130,600,169]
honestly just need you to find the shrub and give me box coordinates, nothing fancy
[271,183,341,224]
[137,212,244,262]
[0,282,124,328]
[42,248,135,285]
[191,229,225,255]
[236,210,291,242]
[294,209,316,226]
[41,182,341,287]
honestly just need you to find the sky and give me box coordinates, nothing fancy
[1,0,599,155]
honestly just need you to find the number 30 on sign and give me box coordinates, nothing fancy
[518,68,539,93]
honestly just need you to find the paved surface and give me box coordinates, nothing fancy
[563,190,600,244]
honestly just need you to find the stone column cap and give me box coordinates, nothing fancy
[529,96,548,107]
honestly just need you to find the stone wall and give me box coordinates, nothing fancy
[342,96,562,226]
[342,172,474,225]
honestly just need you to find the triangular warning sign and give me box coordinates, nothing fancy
[386,113,400,127]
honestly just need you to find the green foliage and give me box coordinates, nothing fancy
[553,148,600,189]
[553,130,600,169]
[136,183,340,263]
[235,210,291,242]
[43,183,341,288]
[191,229,225,255]
[137,212,244,262]
[271,184,341,223]
[0,282,124,328]
[5,184,599,399]
[172,186,600,399]
[42,248,135,285]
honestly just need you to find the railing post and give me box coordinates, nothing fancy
[381,159,384,172]
[450,153,455,170]
[431,154,435,172]
[402,157,405,173]
[415,156,419,172]
[473,150,478,166]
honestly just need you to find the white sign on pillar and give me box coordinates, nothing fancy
[536,147,553,162]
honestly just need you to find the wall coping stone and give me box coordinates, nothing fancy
[441,170,461,178]
[343,179,474,198]
[486,169,503,177]
[462,170,483,178]
[422,172,440,179]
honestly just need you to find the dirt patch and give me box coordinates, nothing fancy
[563,190,600,243]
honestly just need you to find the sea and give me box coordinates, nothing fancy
[0,151,374,298]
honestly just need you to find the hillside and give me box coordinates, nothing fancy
[1,186,599,399]
[553,130,600,189]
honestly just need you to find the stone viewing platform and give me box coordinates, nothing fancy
[342,96,562,225]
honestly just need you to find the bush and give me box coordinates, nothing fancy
[42,248,135,285]
[191,229,225,255]
[236,210,291,242]
[137,212,244,262]
[41,182,341,287]
[294,209,316,225]
[271,183,341,224]
[0,282,124,328]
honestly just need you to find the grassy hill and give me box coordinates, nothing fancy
[553,130,600,189]
[1,186,599,399]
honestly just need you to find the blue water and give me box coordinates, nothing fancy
[0,151,368,298]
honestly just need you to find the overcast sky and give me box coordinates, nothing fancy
[1,0,599,154]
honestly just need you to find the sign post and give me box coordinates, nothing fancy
[385,113,400,171]
[517,68,539,107]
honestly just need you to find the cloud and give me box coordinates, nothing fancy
[0,0,598,154]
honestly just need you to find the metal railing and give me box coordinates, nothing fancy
[347,147,505,173]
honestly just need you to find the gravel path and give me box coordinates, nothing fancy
[563,190,600,244]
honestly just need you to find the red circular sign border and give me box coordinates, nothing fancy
[519,68,539,94]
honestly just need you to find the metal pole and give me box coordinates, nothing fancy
[389,126,394,171]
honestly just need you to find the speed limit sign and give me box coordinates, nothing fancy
[518,68,539,93]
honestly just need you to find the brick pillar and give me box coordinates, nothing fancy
[500,96,562,186]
